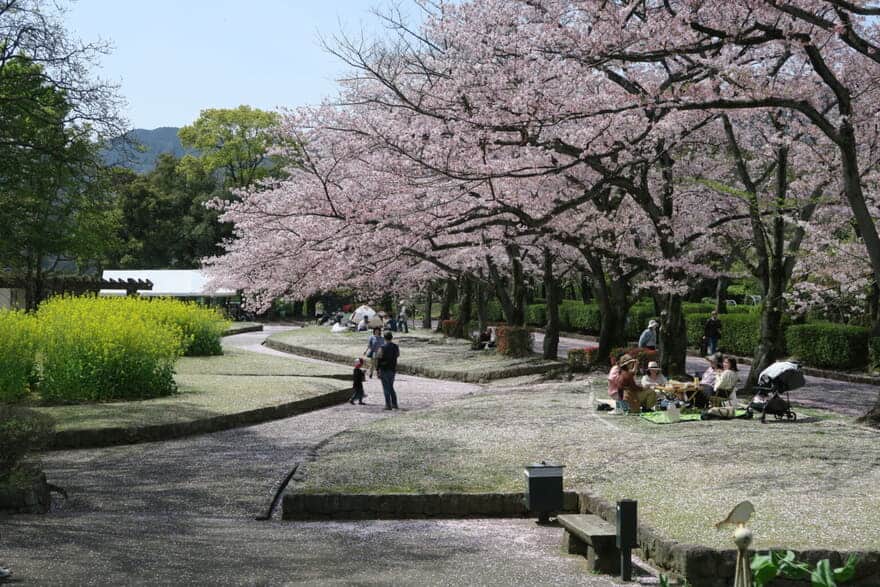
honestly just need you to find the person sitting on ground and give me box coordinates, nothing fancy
[713,356,739,406]
[478,328,492,349]
[640,361,667,390]
[638,320,659,350]
[607,353,626,411]
[696,353,722,407]
[356,314,370,332]
[619,356,657,413]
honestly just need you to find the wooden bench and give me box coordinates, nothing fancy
[558,513,620,574]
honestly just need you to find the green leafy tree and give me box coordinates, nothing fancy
[0,56,119,309]
[177,105,280,189]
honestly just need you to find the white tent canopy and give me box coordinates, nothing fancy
[352,305,376,323]
[100,270,235,297]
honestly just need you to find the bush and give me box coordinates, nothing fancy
[786,322,870,370]
[128,298,228,356]
[686,312,762,357]
[38,297,183,402]
[567,347,597,372]
[559,301,601,333]
[440,319,464,338]
[0,405,54,479]
[682,302,716,316]
[870,337,880,373]
[724,305,758,314]
[626,303,657,339]
[525,304,547,326]
[0,310,40,402]
[497,326,533,357]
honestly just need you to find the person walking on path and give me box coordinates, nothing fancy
[349,358,366,405]
[638,319,659,350]
[376,331,400,410]
[704,311,722,355]
[364,327,384,378]
[398,303,409,333]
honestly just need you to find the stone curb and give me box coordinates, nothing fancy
[222,323,264,336]
[0,470,50,514]
[46,388,352,451]
[577,489,880,587]
[282,491,581,520]
[264,338,564,382]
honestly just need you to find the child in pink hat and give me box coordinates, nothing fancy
[350,357,366,405]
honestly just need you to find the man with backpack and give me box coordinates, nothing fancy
[376,331,400,410]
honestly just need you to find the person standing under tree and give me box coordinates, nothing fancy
[704,311,722,355]
[638,319,659,350]
[376,331,400,410]
[364,327,384,379]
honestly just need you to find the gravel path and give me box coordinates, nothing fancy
[2,326,625,585]
[532,332,880,416]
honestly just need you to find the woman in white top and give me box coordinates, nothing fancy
[713,356,739,406]
[640,361,667,390]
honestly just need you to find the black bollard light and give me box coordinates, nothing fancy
[616,499,638,581]
[523,462,564,524]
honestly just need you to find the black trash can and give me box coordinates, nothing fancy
[524,462,564,522]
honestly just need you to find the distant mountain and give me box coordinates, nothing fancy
[103,127,197,174]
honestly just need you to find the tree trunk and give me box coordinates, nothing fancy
[456,276,473,339]
[292,300,303,319]
[659,294,688,377]
[422,284,433,330]
[542,250,561,360]
[580,274,592,304]
[593,275,630,366]
[509,247,527,326]
[475,280,489,334]
[715,276,729,314]
[746,273,787,390]
[437,279,456,332]
[304,296,316,319]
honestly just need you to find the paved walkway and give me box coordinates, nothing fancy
[532,332,880,417]
[2,326,624,585]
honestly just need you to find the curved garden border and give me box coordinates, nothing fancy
[47,388,351,451]
[222,322,264,336]
[281,488,880,586]
[264,338,563,382]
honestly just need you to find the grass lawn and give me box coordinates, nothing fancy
[268,326,559,376]
[35,347,350,432]
[293,376,880,551]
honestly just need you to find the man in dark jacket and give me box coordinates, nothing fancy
[376,331,400,410]
[704,311,722,355]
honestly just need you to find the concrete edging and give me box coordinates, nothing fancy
[47,388,352,451]
[577,489,880,587]
[222,323,264,336]
[264,338,564,382]
[282,491,580,520]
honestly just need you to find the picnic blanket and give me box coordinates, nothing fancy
[640,409,749,424]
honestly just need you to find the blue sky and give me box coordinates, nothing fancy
[66,0,422,129]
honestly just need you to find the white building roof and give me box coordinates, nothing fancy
[100,270,236,297]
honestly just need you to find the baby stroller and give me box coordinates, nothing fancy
[750,361,804,423]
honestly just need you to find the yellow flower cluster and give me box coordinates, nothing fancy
[0,296,230,403]
[0,310,40,402]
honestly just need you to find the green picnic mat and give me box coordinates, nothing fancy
[640,409,748,424]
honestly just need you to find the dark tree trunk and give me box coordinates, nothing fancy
[509,248,527,326]
[542,250,561,360]
[456,276,473,339]
[380,293,393,314]
[475,280,489,334]
[437,279,456,332]
[580,274,592,304]
[746,273,787,390]
[422,284,433,330]
[715,276,729,314]
[292,300,303,319]
[305,296,316,319]
[592,273,630,366]
[659,294,688,377]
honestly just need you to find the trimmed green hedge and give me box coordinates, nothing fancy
[525,304,547,326]
[686,312,761,357]
[559,300,601,333]
[787,322,870,370]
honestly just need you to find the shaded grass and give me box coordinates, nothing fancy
[295,377,880,551]
[269,326,558,374]
[34,348,350,432]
